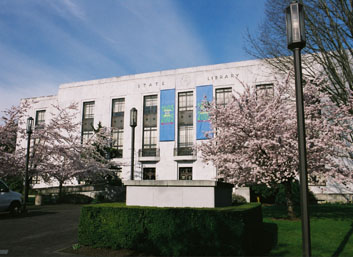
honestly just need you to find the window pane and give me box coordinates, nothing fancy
[216,88,232,107]
[35,110,46,127]
[83,102,95,119]
[113,98,125,113]
[143,168,156,180]
[179,167,192,180]
[256,84,274,100]
[113,129,123,149]
[143,95,158,150]
[178,91,193,111]
[144,95,157,107]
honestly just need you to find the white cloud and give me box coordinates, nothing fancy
[74,0,211,71]
[0,0,211,112]
[43,0,86,21]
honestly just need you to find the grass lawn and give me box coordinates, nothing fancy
[263,204,353,257]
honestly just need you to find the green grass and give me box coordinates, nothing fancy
[263,204,353,256]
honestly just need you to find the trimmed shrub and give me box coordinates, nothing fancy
[58,193,93,204]
[232,194,247,205]
[78,203,265,256]
[250,181,317,205]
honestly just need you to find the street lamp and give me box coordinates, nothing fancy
[130,108,137,180]
[286,1,311,257]
[23,117,34,213]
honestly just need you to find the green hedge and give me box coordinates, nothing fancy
[78,203,266,256]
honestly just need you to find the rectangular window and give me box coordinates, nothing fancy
[112,99,125,158]
[31,175,40,185]
[256,84,274,101]
[143,167,156,180]
[216,88,232,107]
[35,110,46,129]
[179,167,192,180]
[142,95,158,156]
[82,101,95,143]
[177,92,193,155]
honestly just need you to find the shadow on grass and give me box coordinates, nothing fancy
[262,204,353,220]
[259,222,279,256]
[309,205,353,220]
[332,222,353,257]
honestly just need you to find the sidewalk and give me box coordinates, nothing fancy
[0,204,84,257]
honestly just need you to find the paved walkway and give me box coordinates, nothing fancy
[0,204,85,257]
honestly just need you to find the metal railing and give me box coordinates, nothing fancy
[138,148,160,157]
[173,147,195,156]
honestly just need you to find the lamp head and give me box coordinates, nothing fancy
[130,108,137,127]
[27,117,34,134]
[286,1,306,50]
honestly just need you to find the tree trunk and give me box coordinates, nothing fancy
[284,181,296,219]
[58,181,63,203]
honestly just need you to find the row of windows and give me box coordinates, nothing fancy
[142,167,193,181]
[80,84,273,158]
[80,88,234,158]
[32,84,273,132]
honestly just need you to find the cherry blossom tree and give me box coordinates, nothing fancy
[1,102,119,199]
[199,76,353,218]
[0,101,29,179]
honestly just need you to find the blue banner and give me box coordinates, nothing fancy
[196,85,213,140]
[160,89,175,141]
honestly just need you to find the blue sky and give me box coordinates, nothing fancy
[0,0,266,112]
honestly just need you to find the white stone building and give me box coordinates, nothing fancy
[19,59,352,202]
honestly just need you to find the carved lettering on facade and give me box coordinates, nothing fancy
[207,73,238,81]
[137,81,165,89]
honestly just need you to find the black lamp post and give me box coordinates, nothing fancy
[130,108,137,180]
[286,1,311,256]
[23,117,34,212]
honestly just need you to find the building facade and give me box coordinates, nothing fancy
[18,58,353,202]
[21,59,276,189]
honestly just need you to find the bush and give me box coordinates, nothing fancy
[232,194,246,205]
[274,181,317,205]
[250,181,317,205]
[58,193,93,204]
[78,203,266,256]
[250,184,277,203]
[2,175,23,193]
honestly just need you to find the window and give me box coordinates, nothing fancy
[216,88,232,107]
[143,127,157,149]
[31,175,40,185]
[178,92,193,111]
[179,126,193,148]
[112,128,124,158]
[177,92,193,155]
[35,110,45,129]
[143,168,156,180]
[83,102,94,119]
[179,167,192,180]
[142,95,158,156]
[256,84,274,101]
[82,101,95,143]
[112,99,125,158]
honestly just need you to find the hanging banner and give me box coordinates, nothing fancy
[196,85,213,140]
[160,89,175,141]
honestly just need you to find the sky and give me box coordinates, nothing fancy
[0,0,266,113]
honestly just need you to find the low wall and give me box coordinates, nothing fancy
[315,193,353,203]
[33,184,126,204]
[124,180,233,208]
